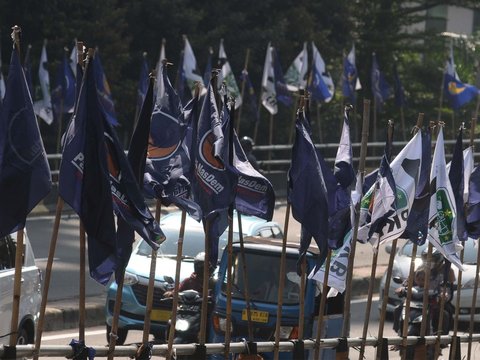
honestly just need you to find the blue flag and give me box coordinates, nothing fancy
[192,84,238,265]
[393,62,406,107]
[449,127,467,241]
[371,53,390,109]
[92,51,119,126]
[240,69,259,123]
[342,45,358,102]
[52,52,76,121]
[272,48,292,106]
[443,73,479,110]
[466,166,480,238]
[145,64,202,220]
[136,53,149,121]
[0,47,52,237]
[288,109,329,264]
[59,53,163,285]
[203,47,213,89]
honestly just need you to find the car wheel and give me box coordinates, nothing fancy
[16,326,31,345]
[106,325,128,345]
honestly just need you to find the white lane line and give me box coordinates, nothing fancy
[42,329,105,341]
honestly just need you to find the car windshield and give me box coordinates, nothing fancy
[223,252,301,305]
[399,240,478,265]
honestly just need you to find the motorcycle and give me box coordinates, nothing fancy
[392,276,454,359]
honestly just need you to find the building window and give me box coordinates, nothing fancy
[426,5,447,33]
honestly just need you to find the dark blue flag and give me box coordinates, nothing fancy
[145,64,202,220]
[52,52,76,122]
[240,69,259,123]
[0,47,52,237]
[288,109,329,264]
[59,53,163,285]
[393,62,406,107]
[136,53,149,121]
[371,53,390,109]
[272,48,292,107]
[443,73,479,110]
[341,46,358,102]
[92,51,119,126]
[449,127,467,241]
[192,84,238,265]
[466,166,480,238]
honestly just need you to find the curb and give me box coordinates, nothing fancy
[44,275,382,332]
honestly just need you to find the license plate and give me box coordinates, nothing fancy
[242,309,269,323]
[151,309,171,322]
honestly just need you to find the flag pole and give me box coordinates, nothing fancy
[8,24,24,348]
[375,113,424,360]
[273,202,291,360]
[314,250,332,360]
[33,198,64,360]
[236,48,250,135]
[78,224,86,342]
[339,99,370,356]
[358,119,394,360]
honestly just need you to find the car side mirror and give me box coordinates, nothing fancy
[393,276,403,284]
[164,275,174,284]
[385,244,393,254]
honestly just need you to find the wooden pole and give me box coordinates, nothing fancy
[420,243,433,338]
[33,198,64,360]
[314,250,332,360]
[236,48,250,135]
[273,203,291,360]
[9,228,24,346]
[107,275,124,360]
[341,99,371,342]
[400,244,418,360]
[199,219,210,346]
[223,211,234,358]
[467,235,480,359]
[166,209,187,360]
[298,253,308,340]
[78,224,86,342]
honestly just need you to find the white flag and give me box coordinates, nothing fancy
[428,126,464,270]
[346,44,362,90]
[33,41,53,125]
[284,42,308,92]
[155,39,167,104]
[261,43,277,115]
[183,36,206,96]
[218,39,242,109]
[311,42,335,103]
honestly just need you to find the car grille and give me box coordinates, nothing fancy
[131,284,166,307]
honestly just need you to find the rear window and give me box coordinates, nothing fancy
[223,252,301,305]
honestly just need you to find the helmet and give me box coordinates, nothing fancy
[421,247,443,270]
[240,136,254,152]
[194,252,206,275]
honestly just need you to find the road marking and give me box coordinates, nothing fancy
[42,329,105,341]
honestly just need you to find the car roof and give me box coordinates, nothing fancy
[235,235,319,256]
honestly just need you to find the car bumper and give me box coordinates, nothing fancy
[452,288,480,323]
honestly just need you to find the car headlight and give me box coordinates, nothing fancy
[279,326,299,340]
[123,271,139,286]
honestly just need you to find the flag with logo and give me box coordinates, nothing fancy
[443,73,478,110]
[261,43,277,115]
[342,44,360,102]
[218,39,242,109]
[59,52,163,285]
[145,64,202,220]
[358,129,422,246]
[309,42,335,103]
[92,50,119,126]
[192,83,238,264]
[33,41,54,125]
[285,42,308,92]
[0,47,52,237]
[182,36,207,98]
[371,53,391,109]
[427,126,463,270]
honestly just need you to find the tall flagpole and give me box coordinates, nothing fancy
[338,99,370,359]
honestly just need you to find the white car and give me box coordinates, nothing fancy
[379,239,480,324]
[0,232,42,344]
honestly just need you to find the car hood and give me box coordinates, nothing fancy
[126,253,195,283]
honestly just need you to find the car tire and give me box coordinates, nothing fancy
[16,325,31,345]
[106,325,128,345]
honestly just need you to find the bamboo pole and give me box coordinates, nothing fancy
[107,275,124,360]
[420,243,434,338]
[314,250,332,360]
[400,245,418,360]
[341,99,371,344]
[467,235,480,359]
[166,209,187,360]
[298,253,308,340]
[9,228,24,346]
[267,113,274,172]
[33,198,64,360]
[78,224,86,342]
[199,219,210,346]
[236,48,250,135]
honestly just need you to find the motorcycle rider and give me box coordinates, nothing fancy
[164,252,209,297]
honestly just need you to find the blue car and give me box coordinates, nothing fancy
[104,211,283,344]
[209,237,319,360]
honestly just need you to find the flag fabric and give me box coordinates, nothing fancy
[261,43,277,115]
[59,52,163,285]
[239,69,259,123]
[0,47,52,237]
[135,53,149,121]
[288,108,329,263]
[233,131,275,220]
[334,108,355,188]
[23,45,34,97]
[341,44,359,102]
[443,73,479,110]
[192,83,238,265]
[70,41,78,77]
[272,47,292,106]
[182,36,207,98]
[466,165,480,238]
[309,42,335,103]
[401,127,431,245]
[218,39,242,109]
[371,53,391,109]
[92,50,119,126]
[33,42,54,125]
[284,42,308,92]
[393,62,406,107]
[154,39,166,104]
[52,51,76,121]
[358,130,422,246]
[144,64,202,220]
[463,146,474,203]
[446,42,459,79]
[0,45,5,104]
[175,50,186,104]
[203,46,213,90]
[427,126,463,270]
